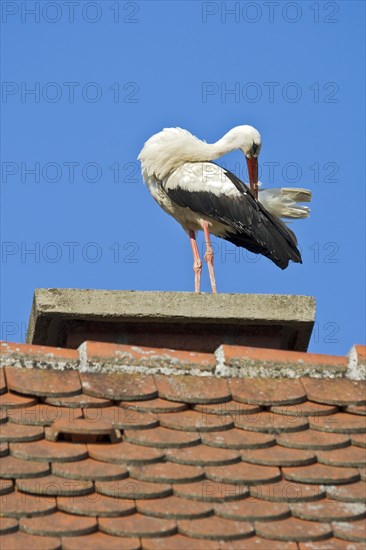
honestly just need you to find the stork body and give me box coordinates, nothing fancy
[138,126,311,293]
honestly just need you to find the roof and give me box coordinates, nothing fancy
[0,340,365,550]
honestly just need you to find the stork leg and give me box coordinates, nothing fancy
[189,230,202,293]
[201,221,217,294]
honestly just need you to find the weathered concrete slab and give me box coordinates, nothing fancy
[27,289,316,352]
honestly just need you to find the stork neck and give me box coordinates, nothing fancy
[201,137,237,161]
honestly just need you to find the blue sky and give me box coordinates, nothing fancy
[1,0,365,355]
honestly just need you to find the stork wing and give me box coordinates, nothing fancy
[163,162,302,269]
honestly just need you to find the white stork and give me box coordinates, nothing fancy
[138,125,311,293]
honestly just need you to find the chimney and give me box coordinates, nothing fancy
[27,289,316,353]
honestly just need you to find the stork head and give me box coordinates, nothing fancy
[223,125,262,198]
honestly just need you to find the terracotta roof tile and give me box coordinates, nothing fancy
[124,427,200,448]
[215,499,290,521]
[220,538,297,550]
[0,422,44,442]
[332,518,366,542]
[89,406,159,430]
[5,366,81,397]
[277,430,351,450]
[251,480,325,502]
[271,401,338,417]
[317,447,366,468]
[332,520,366,542]
[301,379,366,406]
[84,340,215,371]
[129,462,204,484]
[0,391,38,409]
[201,428,276,449]
[43,393,112,408]
[0,490,56,517]
[136,495,213,519]
[309,413,366,434]
[178,515,254,540]
[16,475,94,497]
[229,377,306,406]
[96,479,172,500]
[158,410,234,432]
[0,531,61,550]
[0,442,8,456]
[19,511,97,537]
[154,374,230,404]
[80,371,157,401]
[328,481,366,502]
[87,441,164,465]
[299,540,366,549]
[359,467,366,481]
[52,458,128,481]
[1,455,50,478]
[344,405,366,416]
[119,398,187,413]
[234,411,309,433]
[57,494,136,517]
[255,517,332,541]
[173,480,249,502]
[351,434,366,448]
[165,445,241,466]
[0,516,18,534]
[241,446,316,466]
[283,463,360,484]
[0,479,14,494]
[291,499,366,522]
[205,462,281,485]
[10,440,88,462]
[62,533,140,550]
[7,404,83,426]
[99,514,177,537]
[142,535,219,549]
[193,400,262,416]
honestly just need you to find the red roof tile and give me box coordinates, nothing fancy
[5,367,81,397]
[0,489,56,517]
[0,531,61,550]
[0,338,365,548]
[154,374,231,404]
[229,377,306,406]
[301,378,366,406]
[332,518,366,542]
[81,371,158,401]
[137,495,213,519]
[63,532,139,550]
[255,516,332,541]
[142,534,219,549]
[87,441,164,465]
[99,513,177,537]
[19,511,97,537]
[178,515,254,540]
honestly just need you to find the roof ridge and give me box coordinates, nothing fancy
[1,341,365,381]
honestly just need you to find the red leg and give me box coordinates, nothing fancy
[189,230,202,293]
[201,221,217,294]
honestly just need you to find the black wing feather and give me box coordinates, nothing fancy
[165,163,302,270]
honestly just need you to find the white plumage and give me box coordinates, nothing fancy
[138,125,311,293]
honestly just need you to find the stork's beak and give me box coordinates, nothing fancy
[246,157,258,200]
